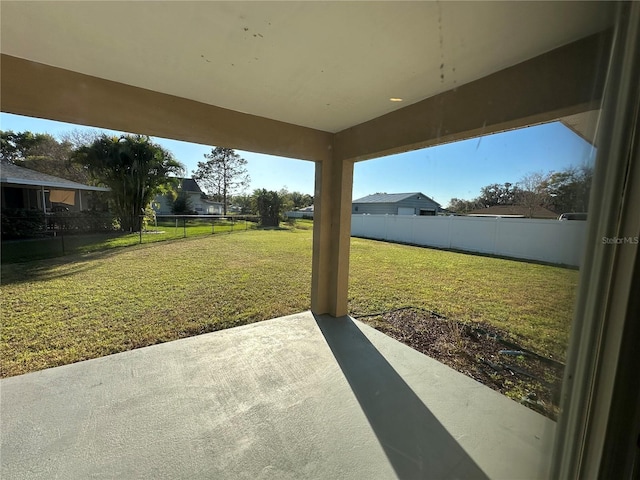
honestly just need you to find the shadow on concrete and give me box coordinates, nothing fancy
[315,314,489,479]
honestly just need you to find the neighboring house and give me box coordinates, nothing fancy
[286,205,314,218]
[465,205,558,219]
[352,193,442,216]
[0,162,110,212]
[153,178,223,215]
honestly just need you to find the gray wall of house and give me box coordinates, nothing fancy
[153,192,203,214]
[153,192,223,215]
[352,195,440,215]
[153,194,173,215]
[190,192,207,214]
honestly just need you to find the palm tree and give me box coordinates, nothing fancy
[73,134,183,231]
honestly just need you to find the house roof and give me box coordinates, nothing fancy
[466,205,558,219]
[0,162,110,192]
[353,192,440,206]
[177,178,203,194]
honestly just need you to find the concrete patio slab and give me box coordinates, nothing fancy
[1,312,555,479]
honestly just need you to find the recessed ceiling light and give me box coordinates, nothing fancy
[389,98,403,102]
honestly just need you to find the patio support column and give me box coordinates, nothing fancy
[311,154,354,317]
[41,186,46,213]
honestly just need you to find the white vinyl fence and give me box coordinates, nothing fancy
[285,211,314,219]
[351,215,587,267]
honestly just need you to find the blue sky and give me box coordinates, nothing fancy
[1,112,595,206]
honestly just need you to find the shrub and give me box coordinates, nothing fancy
[141,206,157,232]
[49,210,119,234]
[253,189,284,227]
[1,209,47,239]
[171,192,195,215]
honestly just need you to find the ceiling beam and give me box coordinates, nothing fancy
[1,30,611,165]
[0,54,333,162]
[334,31,612,162]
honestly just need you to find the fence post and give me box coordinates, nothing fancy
[60,221,65,255]
[183,218,187,238]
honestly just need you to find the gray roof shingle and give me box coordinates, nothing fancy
[352,192,439,205]
[0,163,110,191]
[180,178,203,194]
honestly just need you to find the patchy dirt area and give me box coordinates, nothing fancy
[358,308,564,420]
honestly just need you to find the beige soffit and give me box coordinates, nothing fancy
[559,110,601,147]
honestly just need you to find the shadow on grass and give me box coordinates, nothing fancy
[1,224,301,286]
[0,235,154,285]
[1,233,129,263]
[0,251,110,286]
[1,223,266,266]
[314,314,489,479]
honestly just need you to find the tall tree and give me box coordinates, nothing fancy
[517,171,552,218]
[252,189,284,226]
[478,182,522,207]
[59,128,101,150]
[72,134,184,231]
[447,165,593,217]
[545,165,593,213]
[447,197,483,214]
[0,130,91,184]
[192,147,250,215]
[171,191,194,214]
[231,193,254,214]
[280,188,313,210]
[1,130,48,163]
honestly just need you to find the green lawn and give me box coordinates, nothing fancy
[1,223,579,377]
[348,238,579,361]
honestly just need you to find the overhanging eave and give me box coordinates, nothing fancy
[0,54,333,163]
[333,31,612,162]
[1,31,611,166]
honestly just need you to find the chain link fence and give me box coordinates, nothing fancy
[1,211,260,263]
[140,215,260,243]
